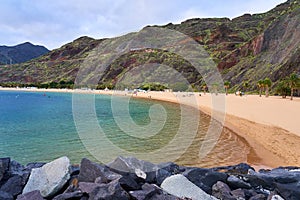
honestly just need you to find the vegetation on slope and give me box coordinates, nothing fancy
[0,0,299,94]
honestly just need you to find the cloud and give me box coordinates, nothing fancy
[0,0,287,49]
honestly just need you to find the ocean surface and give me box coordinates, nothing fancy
[0,90,250,167]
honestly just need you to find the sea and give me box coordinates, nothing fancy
[0,90,251,167]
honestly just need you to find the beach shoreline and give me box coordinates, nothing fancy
[1,87,300,169]
[129,90,300,169]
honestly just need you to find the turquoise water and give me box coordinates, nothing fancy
[0,91,181,164]
[0,91,84,163]
[0,90,250,166]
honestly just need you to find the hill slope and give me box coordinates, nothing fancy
[0,0,299,91]
[0,42,49,65]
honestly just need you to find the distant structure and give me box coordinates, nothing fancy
[129,47,155,53]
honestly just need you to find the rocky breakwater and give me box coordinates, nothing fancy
[0,156,299,200]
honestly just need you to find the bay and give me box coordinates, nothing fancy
[0,90,250,166]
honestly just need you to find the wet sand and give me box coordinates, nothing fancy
[124,91,300,168]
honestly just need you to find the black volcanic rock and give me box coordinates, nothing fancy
[129,183,162,200]
[0,158,10,184]
[108,156,157,184]
[78,158,121,183]
[155,162,182,186]
[0,156,296,200]
[212,181,235,200]
[88,179,130,200]
[227,175,252,189]
[231,188,246,199]
[0,190,13,200]
[275,182,300,200]
[0,175,26,197]
[0,42,49,65]
[183,167,228,194]
[213,162,255,175]
[118,175,141,190]
[16,190,45,200]
[52,190,83,200]
[9,160,27,176]
[78,182,102,194]
[25,162,46,171]
[249,194,267,200]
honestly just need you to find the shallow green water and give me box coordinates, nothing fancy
[0,90,249,166]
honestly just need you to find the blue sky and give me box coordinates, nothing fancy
[0,0,286,50]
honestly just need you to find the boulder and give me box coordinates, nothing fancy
[108,156,157,183]
[211,181,235,200]
[22,156,71,197]
[129,183,164,200]
[17,190,44,200]
[9,160,26,176]
[275,182,300,200]
[182,168,211,193]
[214,163,255,174]
[231,188,246,199]
[243,189,258,199]
[161,174,217,200]
[108,156,156,174]
[0,175,27,197]
[148,193,184,200]
[135,168,147,180]
[183,167,227,194]
[119,175,141,190]
[157,162,181,175]
[52,191,83,200]
[155,162,181,185]
[249,194,267,200]
[155,168,172,186]
[25,163,46,171]
[0,191,13,200]
[0,158,10,183]
[246,173,276,190]
[197,170,228,190]
[262,168,300,184]
[268,194,285,200]
[88,179,130,200]
[78,158,121,183]
[79,182,101,193]
[227,175,252,189]
[247,168,300,192]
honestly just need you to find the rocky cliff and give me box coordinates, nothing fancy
[0,0,299,91]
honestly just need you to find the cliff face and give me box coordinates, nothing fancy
[223,2,300,89]
[0,0,299,90]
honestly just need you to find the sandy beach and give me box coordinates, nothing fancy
[1,87,300,168]
[133,91,300,168]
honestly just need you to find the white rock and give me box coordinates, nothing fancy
[135,168,147,179]
[22,156,71,197]
[161,174,217,200]
[289,169,300,172]
[271,195,285,200]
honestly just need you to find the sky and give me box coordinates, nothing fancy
[0,0,286,50]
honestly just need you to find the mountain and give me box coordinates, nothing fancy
[0,0,299,92]
[0,42,49,65]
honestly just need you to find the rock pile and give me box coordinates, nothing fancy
[0,156,299,200]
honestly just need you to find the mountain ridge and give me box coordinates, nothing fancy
[0,0,299,92]
[0,42,49,65]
